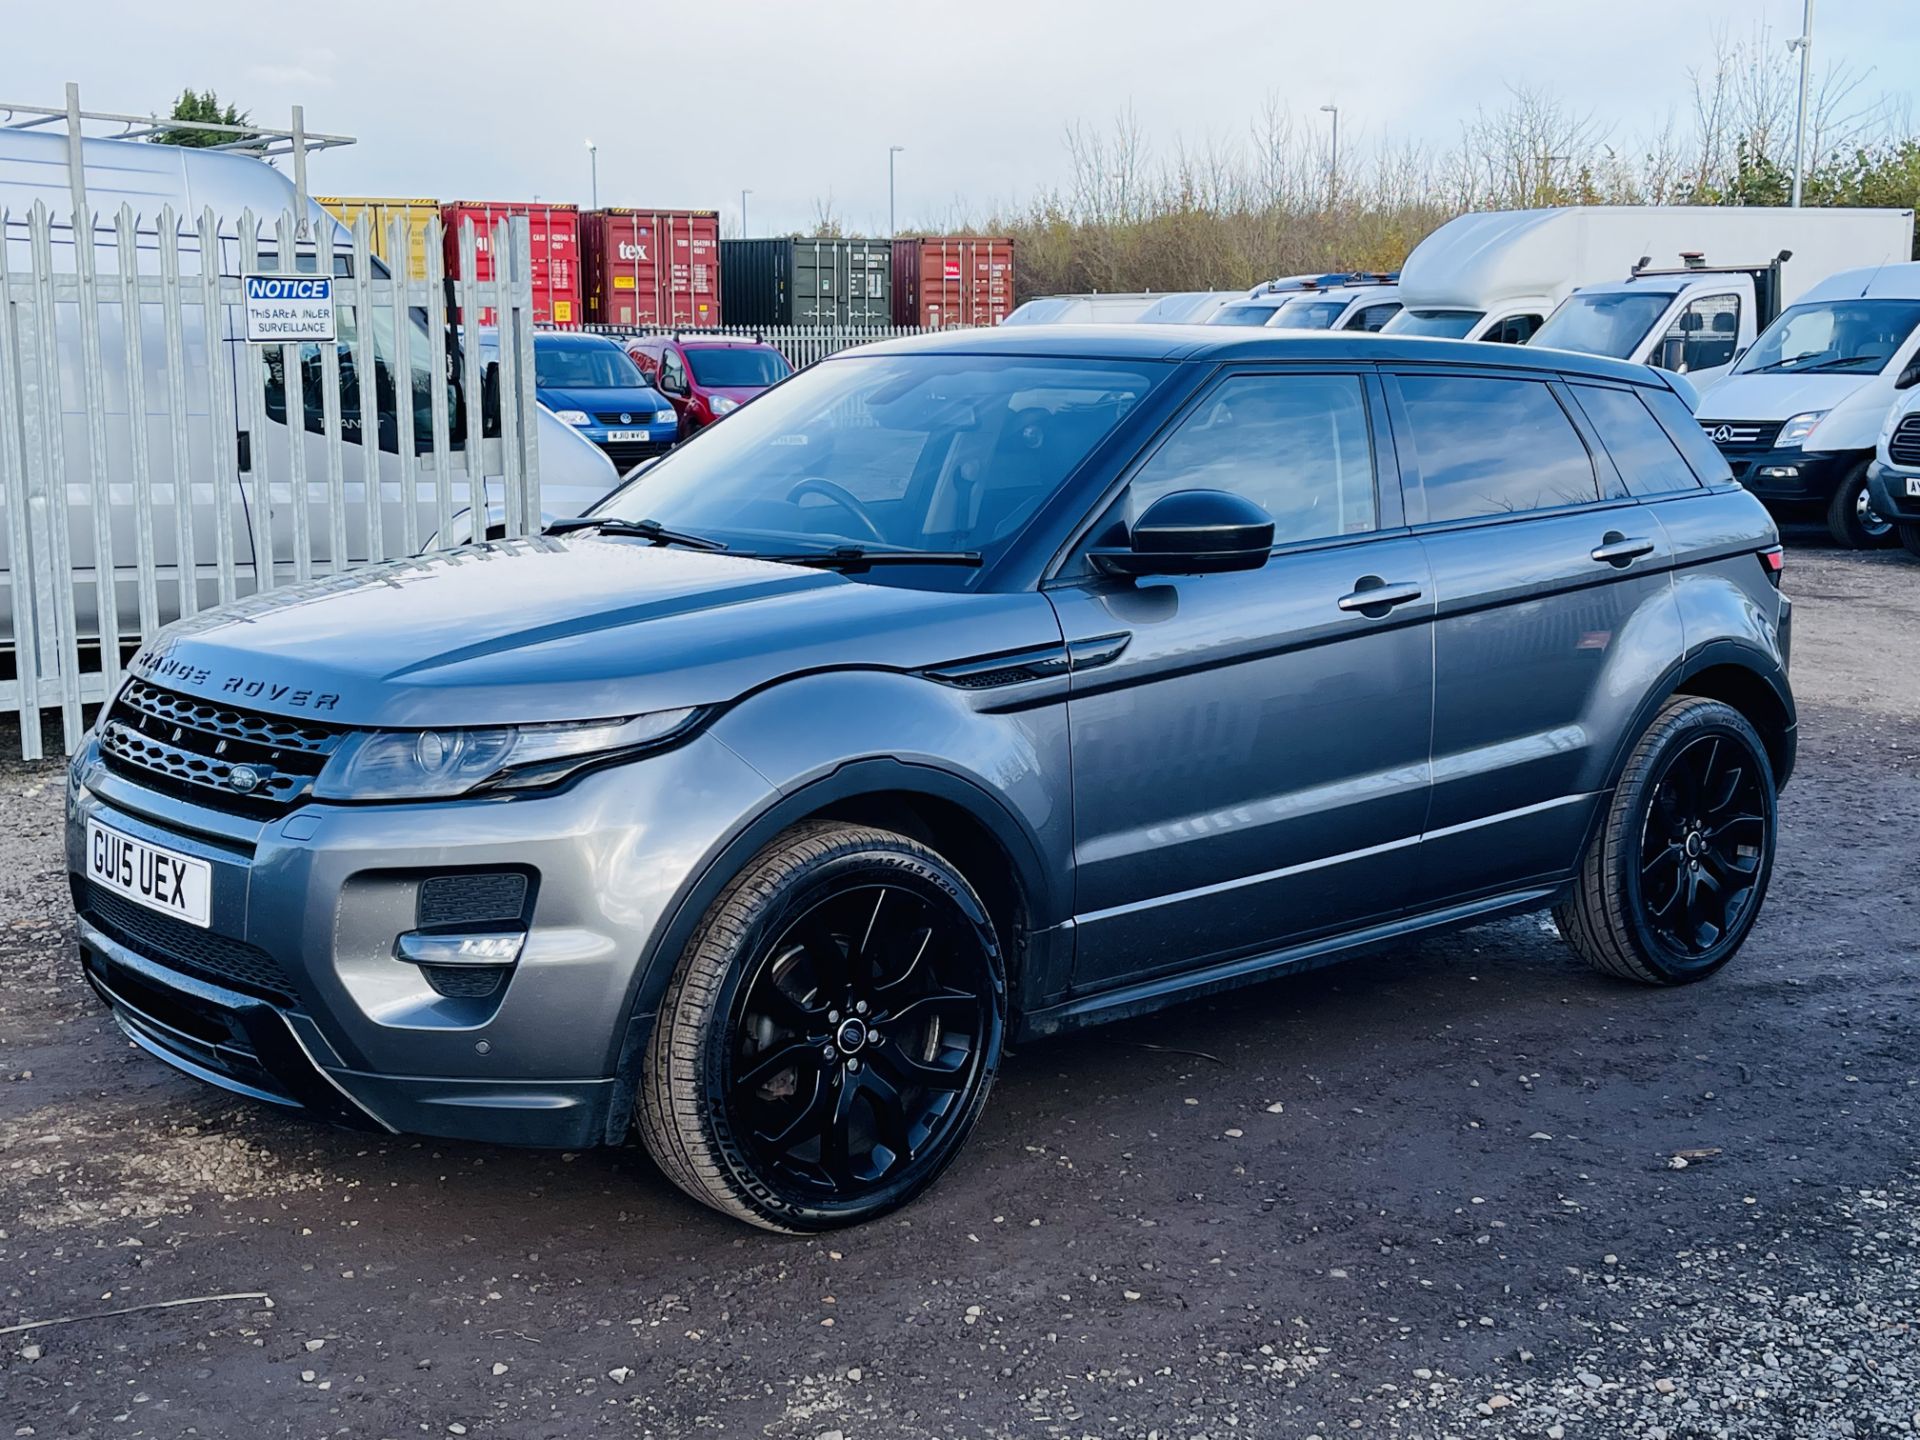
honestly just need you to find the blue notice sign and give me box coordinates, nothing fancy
[243,274,336,343]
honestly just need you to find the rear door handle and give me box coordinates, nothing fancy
[1337,577,1424,616]
[1591,533,1655,567]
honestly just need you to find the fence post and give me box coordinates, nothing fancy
[26,203,85,752]
[113,205,159,642]
[0,209,44,759]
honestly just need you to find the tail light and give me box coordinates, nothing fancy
[1760,545,1785,587]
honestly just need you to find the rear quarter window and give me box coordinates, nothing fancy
[1570,383,1701,496]
[1638,384,1735,485]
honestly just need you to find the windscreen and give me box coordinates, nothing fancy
[592,353,1166,582]
[1207,303,1281,327]
[1382,308,1481,339]
[1732,299,1920,377]
[685,347,791,388]
[1269,297,1348,331]
[535,343,647,389]
[1532,291,1677,359]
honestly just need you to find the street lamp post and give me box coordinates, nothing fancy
[586,140,598,210]
[1320,104,1339,205]
[1789,0,1814,208]
[889,145,906,238]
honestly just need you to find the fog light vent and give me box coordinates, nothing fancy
[419,965,507,1000]
[418,872,528,929]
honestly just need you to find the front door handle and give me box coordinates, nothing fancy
[1591,532,1656,567]
[1337,577,1424,617]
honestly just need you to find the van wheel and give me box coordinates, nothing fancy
[639,823,1005,1232]
[1899,521,1920,560]
[1826,462,1895,548]
[1553,697,1777,986]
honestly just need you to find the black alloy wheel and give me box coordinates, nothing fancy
[1554,696,1778,985]
[726,880,997,1206]
[1635,733,1769,965]
[641,824,1005,1231]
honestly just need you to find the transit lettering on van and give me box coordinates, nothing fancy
[242,273,336,343]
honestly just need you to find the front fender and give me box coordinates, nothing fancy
[600,667,1071,1142]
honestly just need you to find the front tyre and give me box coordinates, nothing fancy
[1554,697,1777,985]
[640,823,1005,1231]
[1826,460,1897,549]
[1899,520,1920,560]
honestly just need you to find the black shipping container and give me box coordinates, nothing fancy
[720,238,894,327]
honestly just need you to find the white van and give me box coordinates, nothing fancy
[1866,372,1920,558]
[0,128,614,655]
[1264,275,1401,332]
[1383,206,1914,350]
[1528,211,1913,388]
[1001,293,1162,325]
[1695,262,1920,548]
[1133,290,1244,324]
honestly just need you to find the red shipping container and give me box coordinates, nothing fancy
[439,201,582,327]
[580,209,722,328]
[891,236,1016,328]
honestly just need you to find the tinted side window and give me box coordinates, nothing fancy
[1571,384,1701,496]
[1396,375,1598,522]
[1485,313,1543,344]
[1639,384,1735,485]
[1651,293,1741,374]
[1129,373,1377,544]
[1346,302,1402,332]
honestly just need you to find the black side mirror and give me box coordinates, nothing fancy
[1092,489,1275,576]
[1896,359,1920,391]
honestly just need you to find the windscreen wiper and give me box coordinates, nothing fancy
[743,546,983,573]
[543,516,727,551]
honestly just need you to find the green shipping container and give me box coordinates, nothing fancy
[720,238,894,327]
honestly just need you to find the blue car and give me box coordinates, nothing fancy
[533,332,679,472]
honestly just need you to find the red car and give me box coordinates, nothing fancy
[619,335,792,434]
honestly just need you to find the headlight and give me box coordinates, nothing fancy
[1778,410,1828,446]
[553,409,592,426]
[313,709,701,801]
[654,409,678,424]
[709,396,739,416]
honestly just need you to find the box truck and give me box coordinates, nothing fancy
[1528,208,1914,386]
[1383,206,1913,351]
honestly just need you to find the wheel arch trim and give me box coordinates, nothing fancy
[599,757,1056,1144]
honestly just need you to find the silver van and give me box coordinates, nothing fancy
[0,129,615,662]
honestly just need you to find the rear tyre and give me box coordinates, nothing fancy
[1554,696,1777,986]
[1899,521,1920,560]
[1826,461,1896,548]
[639,823,1005,1232]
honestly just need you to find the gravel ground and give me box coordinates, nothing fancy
[1,535,1917,1439]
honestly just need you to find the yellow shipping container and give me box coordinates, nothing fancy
[315,196,439,282]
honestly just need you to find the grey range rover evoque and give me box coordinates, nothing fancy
[67,327,1795,1231]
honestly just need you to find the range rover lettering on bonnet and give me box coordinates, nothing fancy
[132,650,340,711]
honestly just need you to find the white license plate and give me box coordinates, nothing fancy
[1906,476,1920,498]
[605,429,655,443]
[85,820,212,928]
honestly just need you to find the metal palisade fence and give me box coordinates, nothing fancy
[0,203,544,760]
[582,322,934,370]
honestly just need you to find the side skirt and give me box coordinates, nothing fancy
[1013,882,1570,1042]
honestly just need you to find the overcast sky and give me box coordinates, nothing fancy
[6,0,1917,234]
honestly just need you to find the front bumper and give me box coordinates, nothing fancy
[66,732,773,1147]
[1866,461,1920,525]
[1718,445,1854,504]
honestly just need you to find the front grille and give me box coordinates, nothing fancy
[600,438,673,472]
[80,881,296,1001]
[1699,419,1781,451]
[594,411,671,426]
[98,679,347,816]
[1890,414,1920,468]
[418,872,529,929]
